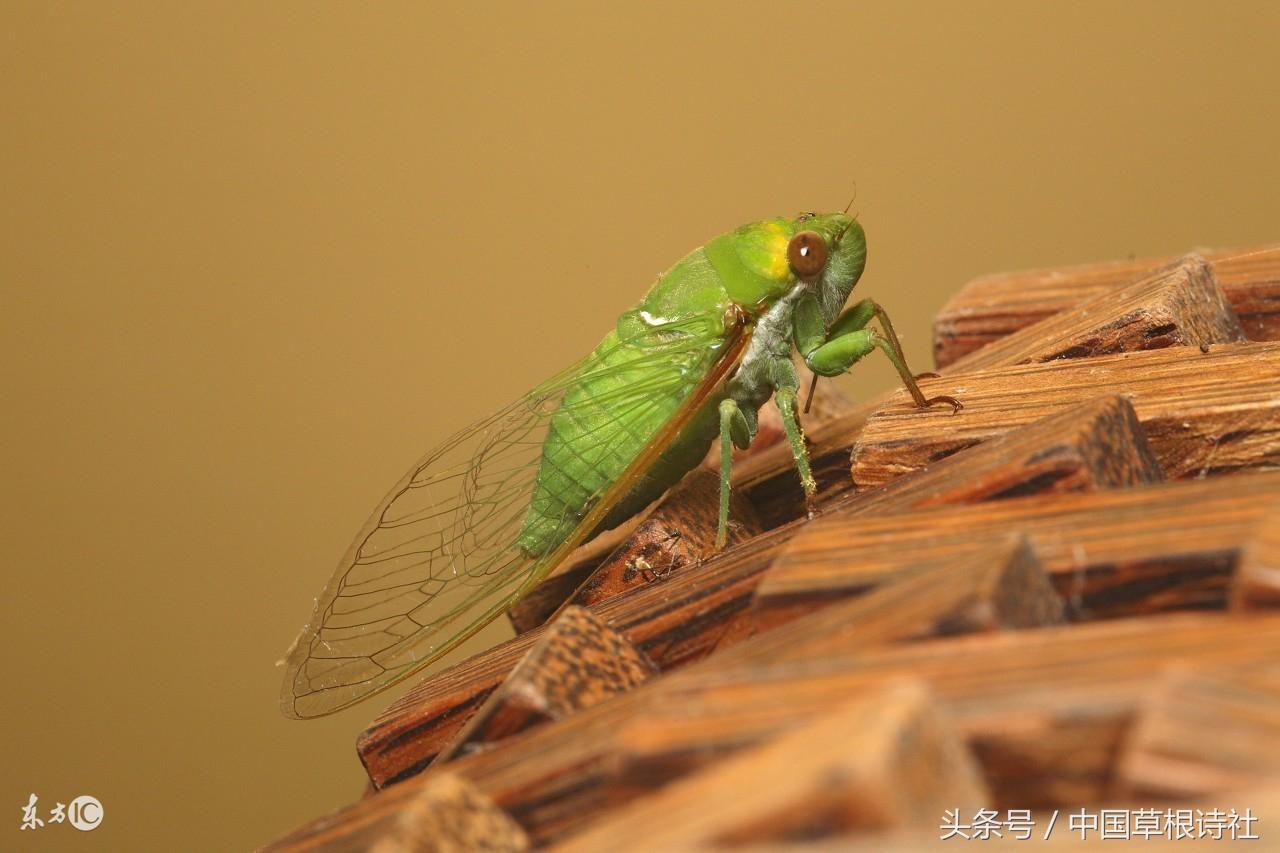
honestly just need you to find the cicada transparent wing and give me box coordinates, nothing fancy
[281,310,746,718]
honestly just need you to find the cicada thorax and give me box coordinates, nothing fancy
[516,250,740,557]
[516,213,868,559]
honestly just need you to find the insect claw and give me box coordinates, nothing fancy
[924,395,964,414]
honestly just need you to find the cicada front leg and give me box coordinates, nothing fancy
[794,294,963,413]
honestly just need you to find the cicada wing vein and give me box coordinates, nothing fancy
[280,312,748,718]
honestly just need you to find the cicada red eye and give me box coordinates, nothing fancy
[786,230,829,277]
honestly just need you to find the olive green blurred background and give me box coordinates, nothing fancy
[3,2,1277,849]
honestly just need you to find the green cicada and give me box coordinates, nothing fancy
[280,212,959,718]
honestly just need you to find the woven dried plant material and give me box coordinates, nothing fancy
[433,606,655,765]
[933,245,1278,368]
[1228,506,1280,611]
[503,518,645,638]
[718,397,1146,645]
[440,614,1280,844]
[1112,662,1280,802]
[949,254,1246,372]
[851,342,1280,489]
[747,534,1062,637]
[509,468,763,634]
[356,529,789,790]
[288,491,1280,845]
[359,417,1277,796]
[851,393,1164,510]
[556,681,987,851]
[767,471,1280,623]
[358,399,1152,789]
[265,772,528,853]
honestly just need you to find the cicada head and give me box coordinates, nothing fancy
[790,212,867,327]
[704,212,866,324]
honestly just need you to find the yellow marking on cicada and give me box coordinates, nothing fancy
[761,221,791,280]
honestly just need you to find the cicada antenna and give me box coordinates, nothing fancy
[843,182,858,215]
[838,183,859,241]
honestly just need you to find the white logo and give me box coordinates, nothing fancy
[68,796,103,832]
[21,793,102,833]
